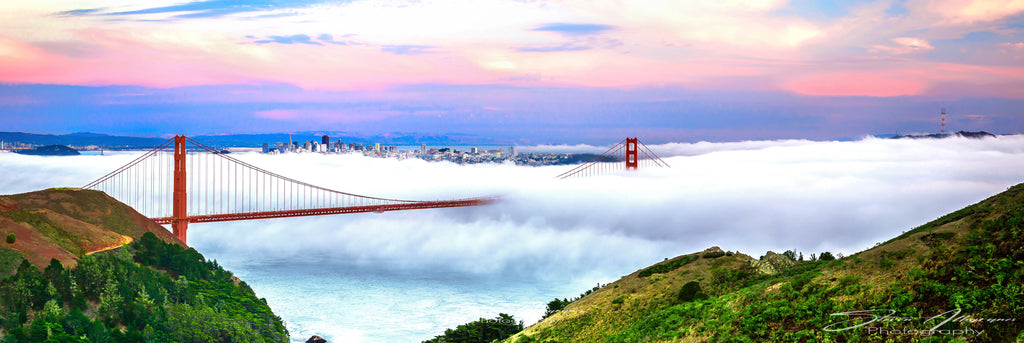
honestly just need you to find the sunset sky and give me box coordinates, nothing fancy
[1,0,1023,143]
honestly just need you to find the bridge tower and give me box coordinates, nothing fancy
[625,137,638,170]
[172,135,188,244]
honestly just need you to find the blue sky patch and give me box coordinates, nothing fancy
[533,23,614,36]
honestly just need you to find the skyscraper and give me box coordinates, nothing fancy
[322,135,330,145]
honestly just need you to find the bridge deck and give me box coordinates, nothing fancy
[151,198,495,224]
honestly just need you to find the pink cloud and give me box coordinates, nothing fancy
[871,37,935,54]
[784,72,929,97]
[253,109,411,124]
[254,109,301,120]
[909,0,1024,24]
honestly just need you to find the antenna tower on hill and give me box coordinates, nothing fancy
[941,107,947,134]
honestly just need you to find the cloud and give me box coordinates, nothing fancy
[107,0,325,19]
[318,33,356,46]
[872,37,935,54]
[380,45,435,55]
[906,0,1024,24]
[1000,42,1024,52]
[533,23,615,36]
[55,8,104,16]
[784,71,929,97]
[521,139,821,156]
[6,135,1024,340]
[253,34,322,45]
[4,0,1024,99]
[5,135,1024,277]
[515,43,590,52]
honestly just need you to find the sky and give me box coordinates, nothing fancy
[1,0,1023,143]
[3,135,1024,341]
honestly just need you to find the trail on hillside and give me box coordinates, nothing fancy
[86,234,133,255]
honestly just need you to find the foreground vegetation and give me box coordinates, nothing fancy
[423,314,524,343]
[0,232,288,342]
[508,184,1024,342]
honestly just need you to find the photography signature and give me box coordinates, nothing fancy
[823,309,1016,332]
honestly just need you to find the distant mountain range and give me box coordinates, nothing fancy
[0,132,509,149]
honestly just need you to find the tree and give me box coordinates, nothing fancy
[6,233,14,244]
[819,252,836,261]
[782,250,798,261]
[542,298,570,319]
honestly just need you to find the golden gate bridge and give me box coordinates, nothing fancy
[82,135,666,245]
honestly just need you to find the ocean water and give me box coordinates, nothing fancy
[195,251,579,342]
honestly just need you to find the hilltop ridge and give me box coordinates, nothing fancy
[0,188,289,342]
[507,183,1024,342]
[0,188,182,268]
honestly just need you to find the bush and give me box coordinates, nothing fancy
[423,314,524,343]
[702,251,726,259]
[677,281,707,303]
[638,255,698,277]
[879,257,894,269]
[5,233,14,244]
[819,251,836,261]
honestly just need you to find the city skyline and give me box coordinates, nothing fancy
[1,1,1023,143]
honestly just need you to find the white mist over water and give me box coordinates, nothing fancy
[3,136,1024,342]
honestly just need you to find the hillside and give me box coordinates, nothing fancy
[0,188,181,269]
[507,183,1024,342]
[0,188,289,342]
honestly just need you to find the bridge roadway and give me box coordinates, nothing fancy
[151,198,496,224]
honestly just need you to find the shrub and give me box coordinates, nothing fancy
[5,233,14,244]
[879,257,894,269]
[819,252,836,261]
[612,296,625,305]
[677,281,707,303]
[638,255,698,277]
[702,251,726,259]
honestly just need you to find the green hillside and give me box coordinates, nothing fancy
[506,183,1024,343]
[0,189,288,342]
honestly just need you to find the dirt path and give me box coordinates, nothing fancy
[86,234,134,255]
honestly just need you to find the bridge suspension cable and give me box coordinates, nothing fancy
[82,135,494,244]
[555,137,670,179]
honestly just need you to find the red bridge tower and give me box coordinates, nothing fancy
[172,135,188,243]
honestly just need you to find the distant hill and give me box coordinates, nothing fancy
[13,145,80,156]
[0,132,166,149]
[0,131,509,149]
[506,183,1024,342]
[891,130,998,139]
[0,188,181,268]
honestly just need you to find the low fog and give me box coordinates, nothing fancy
[3,135,1024,285]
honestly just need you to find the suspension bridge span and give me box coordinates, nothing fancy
[82,135,494,245]
[554,137,669,179]
[81,136,665,245]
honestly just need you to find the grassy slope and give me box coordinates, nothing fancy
[0,188,182,269]
[0,188,289,342]
[509,183,1024,343]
